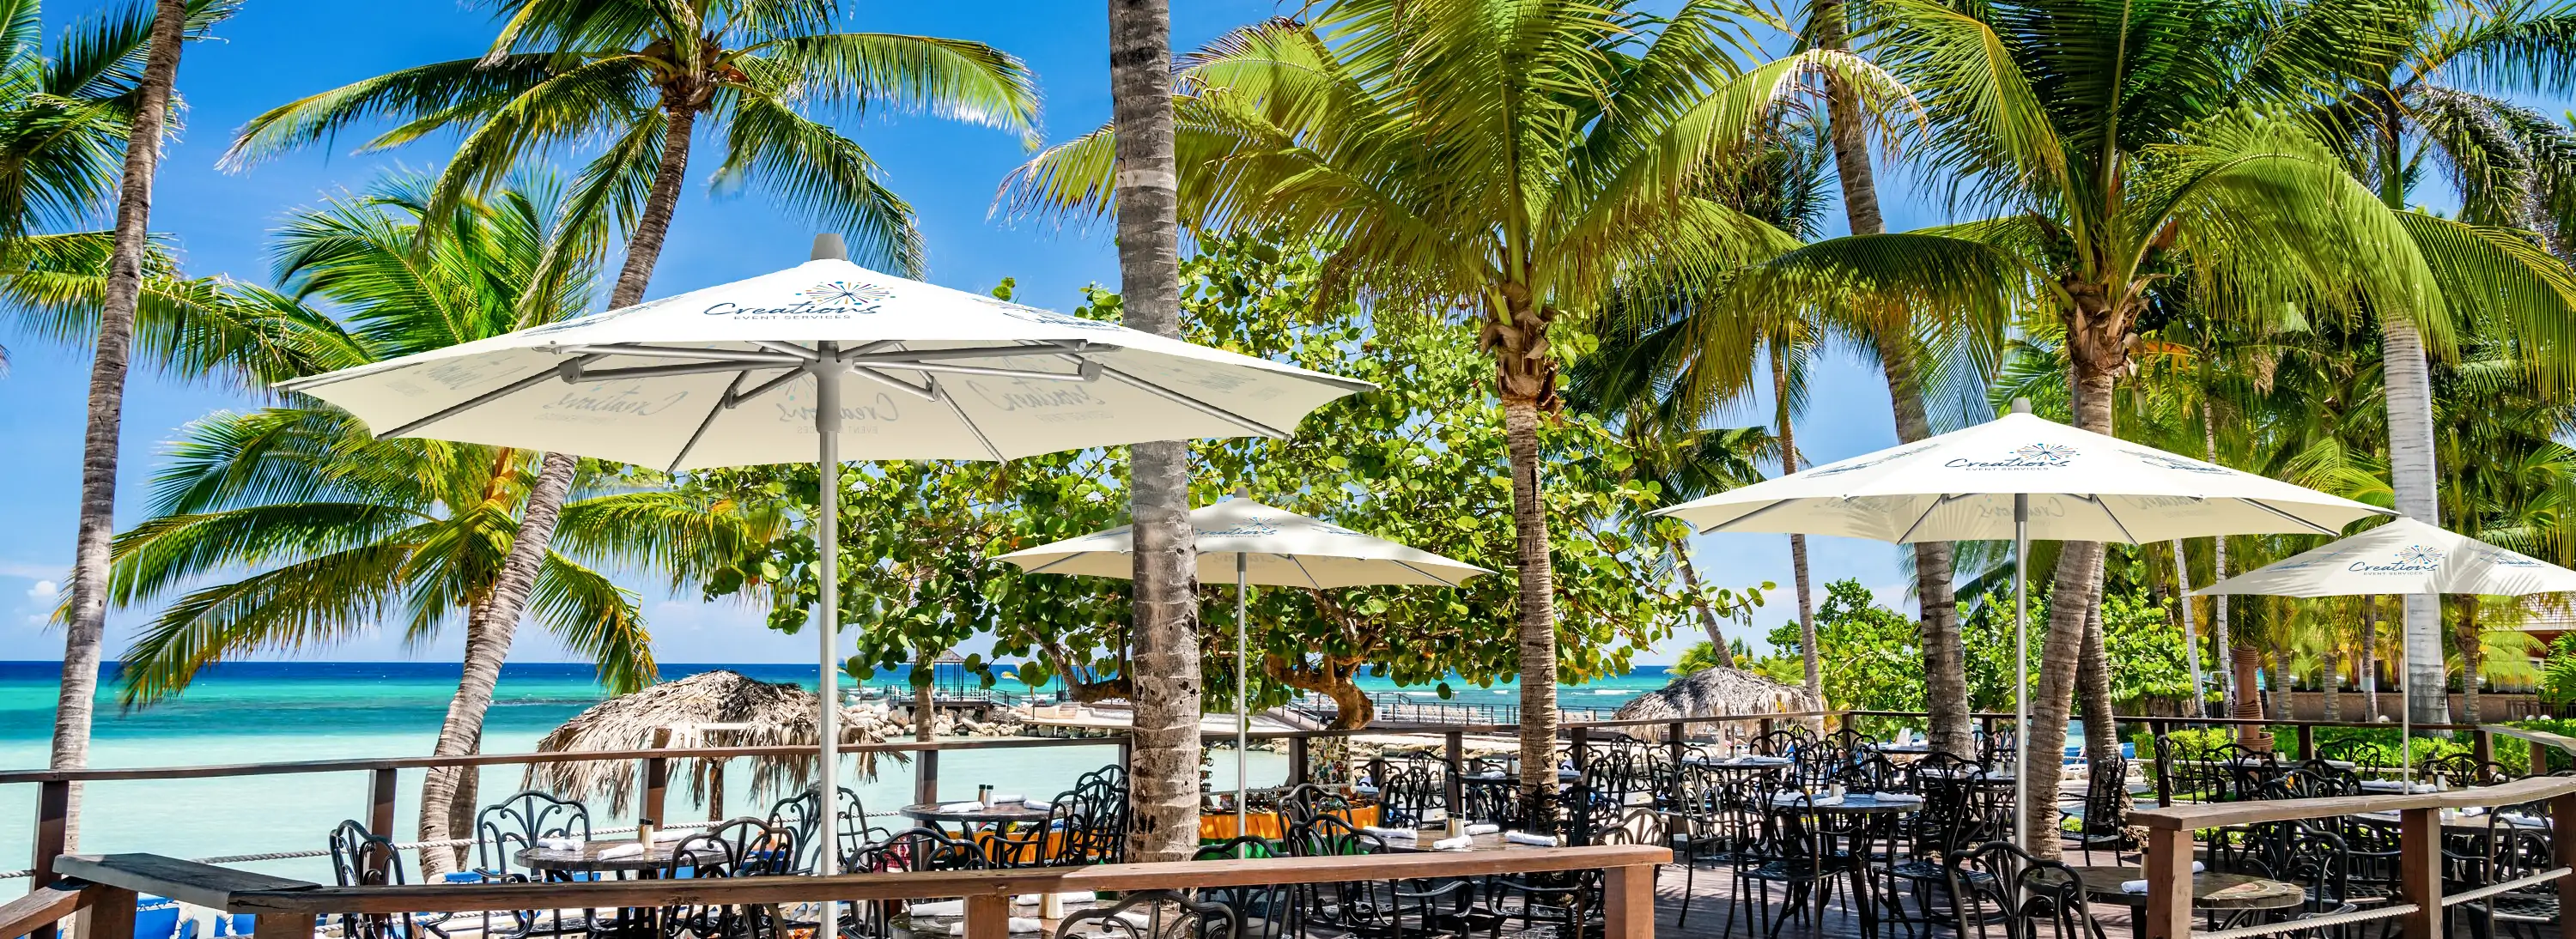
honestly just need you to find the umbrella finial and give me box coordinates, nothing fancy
[1234,485,1251,500]
[811,233,847,261]
[2011,397,2032,415]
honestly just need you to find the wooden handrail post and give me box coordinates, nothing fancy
[2296,724,2315,760]
[2140,826,2192,939]
[2531,738,2551,776]
[74,885,133,939]
[915,750,942,805]
[368,768,398,877]
[1602,863,1653,939]
[962,893,1008,939]
[641,756,669,827]
[2397,806,2441,939]
[1567,726,1591,846]
[1443,731,1465,821]
[2471,729,2493,767]
[33,778,68,895]
[1288,736,1309,785]
[2554,791,2576,922]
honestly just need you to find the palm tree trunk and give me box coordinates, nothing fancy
[2170,540,2208,715]
[1815,0,1968,758]
[2078,598,2120,773]
[2202,404,2237,723]
[1771,341,1820,705]
[2383,314,2449,727]
[1501,392,1562,814]
[916,653,938,742]
[2231,644,2268,750]
[2323,647,2342,721]
[416,597,514,872]
[1109,0,1201,864]
[2026,351,2115,860]
[414,105,697,872]
[50,0,190,851]
[1672,546,1734,667]
[2456,597,2482,725]
[2361,594,2380,720]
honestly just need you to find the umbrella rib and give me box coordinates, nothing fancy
[1893,494,1965,543]
[2078,494,2141,543]
[562,343,807,365]
[1389,559,1464,586]
[733,367,805,406]
[667,372,750,473]
[850,366,938,401]
[923,372,1006,461]
[2239,499,2347,536]
[750,341,822,360]
[1684,498,1801,535]
[1285,553,1323,589]
[1022,554,1103,575]
[1097,366,1292,438]
[374,357,595,439]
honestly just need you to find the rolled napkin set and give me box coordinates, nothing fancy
[1022,799,1053,810]
[2119,863,2208,894]
[535,836,583,851]
[986,793,1027,805]
[594,843,646,860]
[1864,793,1924,805]
[1465,823,1500,835]
[937,801,987,813]
[1362,826,1419,841]
[1504,831,1562,846]
[1431,835,1473,851]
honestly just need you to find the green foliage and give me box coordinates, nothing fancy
[2544,634,2576,706]
[1673,641,1730,676]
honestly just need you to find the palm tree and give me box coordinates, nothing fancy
[107,175,768,869]
[1716,0,2510,855]
[223,0,1037,867]
[13,0,231,850]
[2327,0,2576,726]
[1008,0,1901,803]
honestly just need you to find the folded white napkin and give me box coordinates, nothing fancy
[2121,880,2149,894]
[2458,806,2488,817]
[536,837,582,851]
[937,801,986,813]
[1362,826,1419,841]
[1352,785,1381,795]
[946,918,1042,935]
[1431,835,1473,851]
[910,900,965,917]
[1023,799,1053,810]
[1810,795,1844,806]
[1465,823,1500,835]
[1868,793,1923,805]
[1504,831,1560,846]
[594,843,645,860]
[2194,862,2207,873]
[987,793,1026,805]
[1012,893,1092,907]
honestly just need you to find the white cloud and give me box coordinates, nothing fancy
[26,579,58,603]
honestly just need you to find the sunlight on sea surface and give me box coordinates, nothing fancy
[0,662,1669,893]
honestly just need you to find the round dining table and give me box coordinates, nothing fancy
[900,801,1054,833]
[513,839,718,875]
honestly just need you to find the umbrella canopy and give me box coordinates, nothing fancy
[276,249,1373,469]
[1652,410,2391,542]
[524,670,901,815]
[2195,517,2576,597]
[991,497,1493,586]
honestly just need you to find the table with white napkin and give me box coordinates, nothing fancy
[2119,863,2208,894]
[1503,831,1561,846]
[1361,826,1420,841]
[936,801,987,813]
[593,843,646,861]
[535,836,583,851]
[1431,834,1473,851]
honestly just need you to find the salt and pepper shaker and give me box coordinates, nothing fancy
[978,784,995,805]
[636,817,655,845]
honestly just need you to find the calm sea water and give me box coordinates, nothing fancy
[0,661,1673,892]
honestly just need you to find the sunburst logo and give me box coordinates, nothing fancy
[799,282,890,306]
[2396,545,2445,566]
[2352,543,2445,574]
[2014,443,2075,462]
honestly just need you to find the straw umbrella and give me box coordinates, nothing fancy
[1610,668,1822,742]
[525,669,904,819]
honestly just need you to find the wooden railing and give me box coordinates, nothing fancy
[2129,776,2576,939]
[46,845,1669,939]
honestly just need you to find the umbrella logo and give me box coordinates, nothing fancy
[799,282,892,307]
[2349,545,2445,574]
[699,279,895,320]
[2123,448,2229,475]
[1199,518,1283,537]
[1945,442,2075,470]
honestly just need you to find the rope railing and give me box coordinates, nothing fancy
[2188,902,2420,939]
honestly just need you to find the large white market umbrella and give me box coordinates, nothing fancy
[2195,517,2576,772]
[993,494,1491,828]
[281,237,1372,925]
[1652,400,2391,845]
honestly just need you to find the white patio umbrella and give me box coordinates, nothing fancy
[2195,517,2576,772]
[280,236,1372,930]
[1652,399,2391,845]
[993,494,1491,829]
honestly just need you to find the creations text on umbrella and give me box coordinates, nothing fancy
[2194,516,2576,773]
[993,494,1491,832]
[1652,398,2391,847]
[278,236,1371,934]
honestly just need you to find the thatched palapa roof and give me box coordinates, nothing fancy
[1613,667,1821,731]
[523,669,902,814]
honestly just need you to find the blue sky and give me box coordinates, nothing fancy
[0,0,1939,669]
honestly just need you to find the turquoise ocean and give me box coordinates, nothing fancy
[0,662,1675,892]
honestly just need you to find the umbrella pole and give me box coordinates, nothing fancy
[815,354,843,937]
[2403,592,2418,779]
[1236,553,1249,838]
[2014,491,2030,850]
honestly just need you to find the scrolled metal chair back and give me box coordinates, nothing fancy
[474,790,590,879]
[328,820,425,939]
[1944,839,2107,939]
[1052,889,1243,939]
